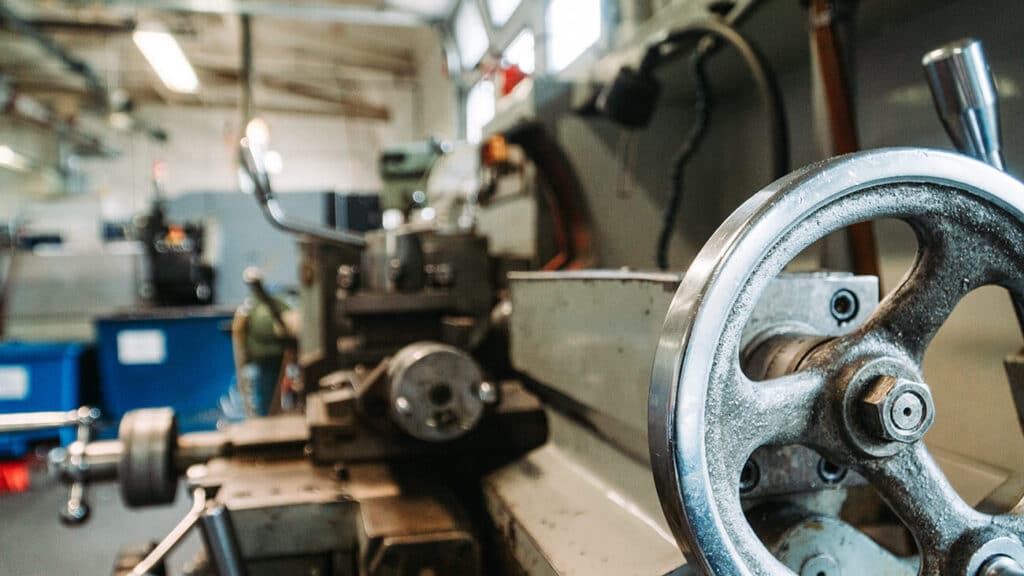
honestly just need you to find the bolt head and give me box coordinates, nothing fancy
[77,406,100,424]
[829,288,859,323]
[860,375,935,443]
[477,381,499,404]
[395,396,412,415]
[59,500,89,525]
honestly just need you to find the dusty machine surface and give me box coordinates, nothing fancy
[3,26,1024,576]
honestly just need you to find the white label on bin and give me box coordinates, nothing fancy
[117,330,167,365]
[0,366,29,400]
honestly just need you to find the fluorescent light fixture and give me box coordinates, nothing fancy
[133,26,200,94]
[0,145,32,172]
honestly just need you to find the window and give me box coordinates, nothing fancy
[487,0,521,27]
[546,0,602,72]
[455,0,489,69]
[503,28,535,75]
[466,79,495,144]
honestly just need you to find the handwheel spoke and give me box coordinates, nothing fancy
[711,370,827,456]
[859,443,976,556]
[859,444,1024,573]
[1006,510,1024,533]
[857,223,990,363]
[751,370,828,447]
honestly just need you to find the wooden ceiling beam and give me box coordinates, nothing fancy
[188,43,416,77]
[126,83,391,121]
[196,62,361,92]
[259,75,389,120]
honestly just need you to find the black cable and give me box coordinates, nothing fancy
[657,52,713,271]
[645,18,789,269]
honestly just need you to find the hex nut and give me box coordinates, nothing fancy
[860,375,936,443]
[829,288,859,323]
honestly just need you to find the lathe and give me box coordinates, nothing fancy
[3,34,1023,576]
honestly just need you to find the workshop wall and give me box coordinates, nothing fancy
[3,26,455,249]
[0,24,456,339]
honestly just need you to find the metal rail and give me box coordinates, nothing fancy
[238,137,367,248]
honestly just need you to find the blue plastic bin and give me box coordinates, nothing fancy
[96,307,236,434]
[0,343,85,457]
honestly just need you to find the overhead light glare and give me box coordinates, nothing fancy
[133,27,200,94]
[264,150,283,175]
[0,145,32,172]
[245,117,271,148]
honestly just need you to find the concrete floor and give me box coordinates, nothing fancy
[0,465,200,576]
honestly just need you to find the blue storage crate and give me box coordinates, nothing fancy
[96,307,236,434]
[0,343,85,458]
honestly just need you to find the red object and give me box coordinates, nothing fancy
[0,459,31,492]
[501,64,527,96]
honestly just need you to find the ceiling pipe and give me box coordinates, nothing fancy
[0,88,117,158]
[0,6,168,144]
[239,13,253,127]
[0,78,114,156]
[0,3,109,111]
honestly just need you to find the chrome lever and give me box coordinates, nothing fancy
[130,487,208,576]
[922,38,1004,170]
[238,134,366,248]
[129,486,247,576]
[0,406,100,525]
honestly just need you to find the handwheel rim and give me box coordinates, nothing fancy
[649,148,1024,575]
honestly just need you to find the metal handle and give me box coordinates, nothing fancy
[0,406,101,525]
[0,407,94,433]
[922,38,1024,338]
[60,478,89,525]
[238,137,366,248]
[130,487,207,576]
[58,408,100,525]
[129,487,248,576]
[922,38,1004,170]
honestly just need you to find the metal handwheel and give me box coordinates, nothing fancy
[649,148,1024,575]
